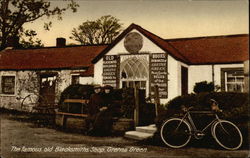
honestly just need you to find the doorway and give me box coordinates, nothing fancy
[39,74,56,106]
[120,55,150,125]
[181,66,188,95]
[122,80,146,89]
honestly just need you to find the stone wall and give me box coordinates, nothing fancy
[0,69,92,111]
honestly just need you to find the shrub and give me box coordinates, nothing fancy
[193,81,215,93]
[120,88,135,118]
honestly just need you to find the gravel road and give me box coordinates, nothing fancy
[0,113,249,158]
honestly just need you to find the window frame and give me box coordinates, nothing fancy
[0,74,16,96]
[221,67,244,92]
[71,74,80,85]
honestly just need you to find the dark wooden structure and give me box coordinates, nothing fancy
[55,98,134,133]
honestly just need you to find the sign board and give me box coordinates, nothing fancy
[103,55,120,88]
[150,53,168,98]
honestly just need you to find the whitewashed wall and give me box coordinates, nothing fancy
[188,65,213,93]
[188,63,244,93]
[0,69,88,111]
[94,29,181,104]
[55,70,71,103]
[244,60,249,93]
[0,70,40,110]
[79,77,94,85]
[94,59,103,85]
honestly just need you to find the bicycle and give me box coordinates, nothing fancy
[16,93,48,113]
[160,99,243,150]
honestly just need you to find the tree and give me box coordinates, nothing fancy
[19,29,44,48]
[70,15,123,45]
[0,0,79,50]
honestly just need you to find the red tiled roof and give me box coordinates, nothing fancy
[1,24,248,74]
[167,35,249,64]
[0,45,107,70]
[134,24,190,63]
[81,65,94,77]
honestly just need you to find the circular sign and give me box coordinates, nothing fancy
[124,32,143,53]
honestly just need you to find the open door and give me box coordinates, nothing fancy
[39,74,56,106]
[181,66,188,95]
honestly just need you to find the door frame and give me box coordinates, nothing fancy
[39,73,57,106]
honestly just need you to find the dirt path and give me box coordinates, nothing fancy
[0,114,249,158]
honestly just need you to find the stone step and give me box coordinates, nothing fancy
[124,131,154,140]
[149,124,156,128]
[136,126,157,134]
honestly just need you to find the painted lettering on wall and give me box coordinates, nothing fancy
[150,53,168,98]
[103,55,120,88]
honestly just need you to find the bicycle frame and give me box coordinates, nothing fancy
[180,110,221,138]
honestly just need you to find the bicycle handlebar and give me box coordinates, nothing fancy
[210,99,218,105]
[210,99,223,113]
[181,105,193,112]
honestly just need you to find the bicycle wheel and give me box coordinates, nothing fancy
[160,118,191,148]
[21,94,37,112]
[212,120,243,150]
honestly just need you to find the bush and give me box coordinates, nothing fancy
[193,81,215,93]
[120,88,135,118]
[156,92,249,148]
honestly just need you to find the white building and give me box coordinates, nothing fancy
[91,24,248,104]
[0,24,248,110]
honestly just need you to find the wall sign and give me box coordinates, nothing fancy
[103,55,120,88]
[150,53,168,98]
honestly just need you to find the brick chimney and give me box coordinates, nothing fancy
[56,38,66,47]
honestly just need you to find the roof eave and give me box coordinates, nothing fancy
[0,66,89,71]
[189,61,245,65]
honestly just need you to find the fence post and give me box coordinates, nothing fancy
[134,87,139,127]
[154,85,160,117]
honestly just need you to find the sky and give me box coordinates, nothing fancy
[24,0,249,46]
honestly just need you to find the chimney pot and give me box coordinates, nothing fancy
[56,38,66,47]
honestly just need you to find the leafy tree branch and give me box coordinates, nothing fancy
[70,15,123,45]
[0,0,79,50]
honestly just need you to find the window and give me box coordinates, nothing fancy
[71,75,80,84]
[120,57,149,80]
[120,56,149,90]
[1,76,15,94]
[221,68,244,92]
